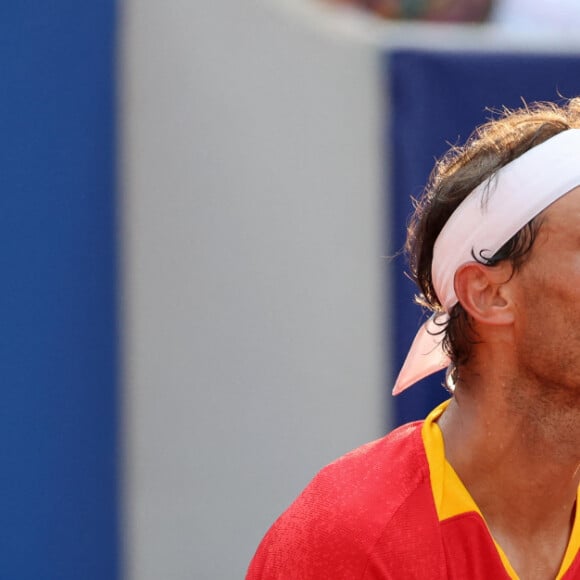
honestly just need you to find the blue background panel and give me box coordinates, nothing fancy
[388,50,580,426]
[0,2,118,579]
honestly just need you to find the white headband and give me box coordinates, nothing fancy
[393,128,580,395]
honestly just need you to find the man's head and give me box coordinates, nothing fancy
[405,99,580,387]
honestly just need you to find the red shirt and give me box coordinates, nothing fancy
[247,402,580,579]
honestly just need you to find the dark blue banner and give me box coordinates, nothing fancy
[0,3,118,579]
[388,50,580,426]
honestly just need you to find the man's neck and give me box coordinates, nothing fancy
[438,377,580,579]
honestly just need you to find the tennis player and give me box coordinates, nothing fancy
[248,99,580,579]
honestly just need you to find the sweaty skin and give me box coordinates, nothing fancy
[438,186,580,580]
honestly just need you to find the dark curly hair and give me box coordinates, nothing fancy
[406,98,580,386]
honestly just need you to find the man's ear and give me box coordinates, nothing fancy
[453,262,515,326]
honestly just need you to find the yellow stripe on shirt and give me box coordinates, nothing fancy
[421,400,580,580]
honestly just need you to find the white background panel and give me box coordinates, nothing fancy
[121,2,386,578]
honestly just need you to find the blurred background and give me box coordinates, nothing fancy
[3,1,580,579]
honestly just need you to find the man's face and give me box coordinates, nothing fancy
[511,186,580,393]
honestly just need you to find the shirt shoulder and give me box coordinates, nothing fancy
[247,421,444,579]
